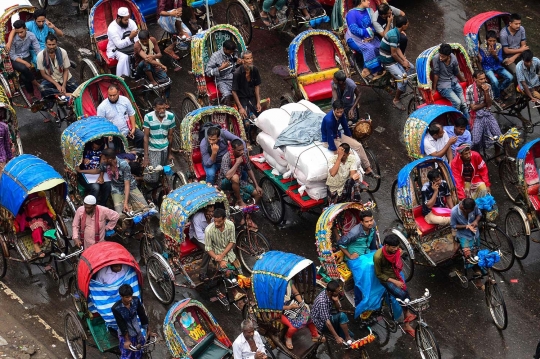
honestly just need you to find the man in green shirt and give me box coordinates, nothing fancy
[373,234,415,336]
[204,208,243,275]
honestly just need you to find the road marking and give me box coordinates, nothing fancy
[0,281,65,343]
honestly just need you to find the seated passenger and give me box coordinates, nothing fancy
[156,0,192,70]
[281,281,324,350]
[9,20,41,102]
[200,126,246,185]
[37,34,79,103]
[345,0,382,76]
[421,169,454,226]
[326,143,366,205]
[95,263,128,285]
[373,234,415,337]
[432,43,469,119]
[188,205,214,279]
[500,13,528,77]
[260,0,287,27]
[451,144,490,200]
[78,139,111,206]
[479,31,513,103]
[337,209,378,261]
[72,195,119,249]
[6,9,64,53]
[15,192,55,258]
[443,116,471,154]
[106,7,139,78]
[371,2,405,40]
[232,320,268,359]
[516,50,540,104]
[423,122,457,163]
[204,208,242,274]
[134,30,169,87]
[205,40,241,106]
[219,139,262,207]
[97,85,145,149]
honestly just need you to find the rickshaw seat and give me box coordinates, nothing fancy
[312,35,338,71]
[190,332,230,359]
[192,148,206,180]
[204,77,220,101]
[298,68,339,102]
[431,82,468,104]
[180,237,200,258]
[413,206,437,235]
[97,40,118,67]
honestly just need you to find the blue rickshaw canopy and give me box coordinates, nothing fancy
[252,251,314,311]
[517,138,540,160]
[397,156,455,190]
[0,154,66,216]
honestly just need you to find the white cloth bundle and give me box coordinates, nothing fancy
[257,132,288,167]
[263,151,288,174]
[254,108,291,139]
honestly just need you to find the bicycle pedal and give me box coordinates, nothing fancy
[455,271,468,284]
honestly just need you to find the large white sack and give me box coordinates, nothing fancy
[298,100,325,114]
[263,151,288,174]
[281,102,310,115]
[307,186,328,200]
[255,108,291,139]
[294,168,326,189]
[285,142,334,182]
[257,132,288,167]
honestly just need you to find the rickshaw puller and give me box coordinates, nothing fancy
[374,234,416,337]
[232,319,267,359]
[331,70,362,123]
[107,7,139,78]
[204,208,243,275]
[72,195,120,249]
[205,40,242,106]
[451,144,490,200]
[79,139,111,206]
[326,143,366,204]
[134,31,168,87]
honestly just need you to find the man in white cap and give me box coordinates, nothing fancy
[72,195,119,249]
[107,7,139,77]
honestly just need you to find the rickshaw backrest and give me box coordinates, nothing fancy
[297,43,310,75]
[312,35,338,71]
[90,0,145,40]
[1,6,35,44]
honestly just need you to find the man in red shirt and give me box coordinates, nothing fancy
[450,143,491,200]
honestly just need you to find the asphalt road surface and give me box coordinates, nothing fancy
[3,0,540,358]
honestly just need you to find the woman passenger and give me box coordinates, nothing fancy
[15,192,55,258]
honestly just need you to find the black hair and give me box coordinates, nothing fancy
[332,99,344,110]
[108,84,120,92]
[454,117,468,128]
[102,148,116,159]
[223,40,237,51]
[333,70,347,82]
[207,127,221,137]
[509,13,521,22]
[383,234,400,247]
[523,49,534,62]
[359,209,373,221]
[439,43,452,56]
[473,69,485,79]
[326,280,340,293]
[427,169,441,181]
[45,33,58,43]
[231,139,243,149]
[485,30,498,41]
[427,122,441,136]
[378,3,390,15]
[13,20,26,30]
[119,284,134,297]
[34,9,46,19]
[339,143,350,153]
[153,97,166,107]
[395,15,408,28]
[213,208,227,219]
[462,198,476,210]
[92,138,104,146]
[138,29,150,40]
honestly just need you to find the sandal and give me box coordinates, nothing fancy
[392,99,405,111]
[260,12,272,27]
[403,328,415,338]
[285,337,293,350]
[32,251,46,259]
[364,171,380,179]
[311,335,326,343]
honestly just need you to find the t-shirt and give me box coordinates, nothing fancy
[36,47,72,84]
[516,57,540,90]
[26,21,56,50]
[96,96,136,135]
[99,157,137,194]
[378,27,400,65]
[371,5,401,37]
[232,66,262,104]
[326,154,357,194]
[423,131,450,162]
[500,26,526,56]
[443,126,471,153]
[82,149,102,170]
[421,180,450,216]
[143,111,176,151]
[331,78,357,109]
[432,53,460,90]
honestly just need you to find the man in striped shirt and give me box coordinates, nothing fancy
[377,15,414,111]
[143,98,176,190]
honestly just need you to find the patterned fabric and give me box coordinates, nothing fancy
[310,290,333,331]
[479,43,504,72]
[204,220,236,263]
[326,154,357,194]
[421,180,450,216]
[471,109,501,149]
[218,152,251,184]
[0,122,13,163]
[466,83,493,107]
[143,149,168,183]
[100,157,137,194]
[143,111,176,151]
[118,334,145,359]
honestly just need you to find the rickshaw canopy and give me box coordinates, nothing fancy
[397,156,455,190]
[403,104,463,159]
[0,155,66,216]
[77,241,142,298]
[416,43,474,89]
[463,11,510,59]
[88,0,146,40]
[160,182,229,243]
[0,0,34,46]
[180,105,246,153]
[61,117,129,172]
[252,251,314,311]
[0,85,18,130]
[288,29,350,77]
[517,138,540,161]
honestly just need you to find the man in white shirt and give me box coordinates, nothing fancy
[189,205,214,280]
[95,264,127,285]
[232,320,267,359]
[423,122,457,163]
[107,7,139,77]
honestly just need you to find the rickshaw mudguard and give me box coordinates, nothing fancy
[163,298,232,358]
[0,155,67,217]
[160,183,229,244]
[61,116,129,172]
[403,105,463,159]
[508,206,531,236]
[463,11,510,59]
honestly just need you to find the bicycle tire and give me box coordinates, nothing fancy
[259,177,285,224]
[236,230,270,273]
[485,282,508,330]
[226,1,253,45]
[147,256,175,305]
[64,311,87,359]
[363,147,381,193]
[481,224,515,272]
[504,208,530,259]
[172,172,188,190]
[398,237,415,282]
[499,158,521,204]
[415,322,441,359]
[139,234,163,266]
[380,293,398,333]
[0,242,7,279]
[69,276,83,313]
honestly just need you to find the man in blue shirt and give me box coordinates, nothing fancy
[6,9,64,53]
[450,198,482,267]
[516,50,540,104]
[321,100,378,178]
[9,20,41,101]
[479,31,513,102]
[443,117,471,154]
[337,210,379,261]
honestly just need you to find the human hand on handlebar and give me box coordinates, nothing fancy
[124,340,132,350]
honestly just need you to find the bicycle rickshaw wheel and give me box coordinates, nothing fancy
[363,147,381,193]
[138,88,162,114]
[279,93,295,107]
[0,242,7,279]
[181,95,201,119]
[236,230,270,273]
[17,82,32,107]
[407,94,425,115]
[38,0,48,9]
[481,224,515,272]
[390,179,401,221]
[147,256,175,305]
[64,311,87,359]
[80,59,100,82]
[398,237,415,282]
[242,301,257,322]
[139,235,163,266]
[499,158,521,203]
[259,177,285,224]
[172,172,188,190]
[505,208,530,259]
[380,293,398,333]
[415,323,441,359]
[69,276,84,313]
[226,2,253,45]
[485,282,508,330]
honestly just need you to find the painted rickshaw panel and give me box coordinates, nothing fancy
[163,298,232,358]
[76,241,142,298]
[0,85,20,152]
[72,74,144,128]
[463,11,510,60]
[516,138,540,211]
[0,0,34,47]
[403,104,463,160]
[251,251,314,312]
[88,0,147,39]
[0,154,67,216]
[160,182,229,244]
[61,116,129,172]
[416,43,474,89]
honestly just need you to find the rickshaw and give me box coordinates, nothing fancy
[390,156,512,329]
[314,202,440,358]
[147,182,268,306]
[64,241,157,359]
[463,11,538,133]
[504,138,540,260]
[0,154,82,281]
[0,85,22,156]
[164,298,233,358]
[248,250,348,359]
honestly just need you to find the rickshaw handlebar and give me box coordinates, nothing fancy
[390,73,418,83]
[50,247,84,261]
[230,204,260,215]
[395,288,431,310]
[143,159,174,175]
[124,204,159,220]
[128,335,157,351]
